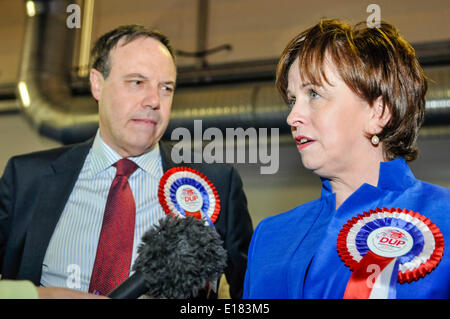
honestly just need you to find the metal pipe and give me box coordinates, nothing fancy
[13,1,450,145]
[17,0,98,144]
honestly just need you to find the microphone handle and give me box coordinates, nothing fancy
[108,271,148,299]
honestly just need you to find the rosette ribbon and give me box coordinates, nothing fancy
[337,207,444,299]
[158,167,220,227]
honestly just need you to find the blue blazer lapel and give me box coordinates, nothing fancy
[18,139,93,284]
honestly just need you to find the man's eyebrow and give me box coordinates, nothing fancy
[123,73,148,79]
[124,74,175,82]
[162,80,176,86]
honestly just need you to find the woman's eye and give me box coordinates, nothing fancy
[288,97,296,109]
[309,89,320,99]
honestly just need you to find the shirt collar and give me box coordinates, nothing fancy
[321,158,417,197]
[90,130,162,177]
[129,144,161,176]
[377,157,416,191]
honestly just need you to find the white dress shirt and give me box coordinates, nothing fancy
[41,130,166,291]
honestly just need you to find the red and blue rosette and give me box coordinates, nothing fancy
[158,167,220,227]
[337,207,444,299]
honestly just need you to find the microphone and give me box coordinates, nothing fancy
[108,214,227,299]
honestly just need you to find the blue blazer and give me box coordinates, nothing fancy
[243,159,450,299]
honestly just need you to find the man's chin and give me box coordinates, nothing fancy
[111,136,159,157]
[124,143,159,157]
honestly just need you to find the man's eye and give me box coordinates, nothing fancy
[128,80,143,86]
[162,85,174,93]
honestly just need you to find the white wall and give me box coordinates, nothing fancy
[0,113,61,173]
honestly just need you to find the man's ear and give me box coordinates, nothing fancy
[367,96,392,135]
[89,68,104,101]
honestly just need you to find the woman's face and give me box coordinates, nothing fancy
[286,57,375,179]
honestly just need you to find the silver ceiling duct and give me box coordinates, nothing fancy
[17,0,98,144]
[15,0,450,145]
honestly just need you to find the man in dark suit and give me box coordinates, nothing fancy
[0,25,253,299]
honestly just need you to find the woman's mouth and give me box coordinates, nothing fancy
[295,135,315,150]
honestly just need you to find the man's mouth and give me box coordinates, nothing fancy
[131,118,157,125]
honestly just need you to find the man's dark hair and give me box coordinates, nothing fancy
[90,24,175,78]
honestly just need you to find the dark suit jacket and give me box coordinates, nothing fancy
[0,139,253,298]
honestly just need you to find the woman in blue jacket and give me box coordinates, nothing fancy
[243,19,449,299]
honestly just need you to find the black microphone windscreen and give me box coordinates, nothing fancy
[132,215,227,299]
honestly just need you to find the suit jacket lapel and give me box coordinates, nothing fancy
[159,141,176,172]
[19,139,94,284]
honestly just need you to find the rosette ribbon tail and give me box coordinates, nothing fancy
[343,251,397,299]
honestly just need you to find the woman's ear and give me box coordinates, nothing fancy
[89,68,104,101]
[367,96,392,135]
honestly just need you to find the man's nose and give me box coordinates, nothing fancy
[142,86,160,109]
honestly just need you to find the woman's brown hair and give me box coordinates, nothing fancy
[276,19,427,161]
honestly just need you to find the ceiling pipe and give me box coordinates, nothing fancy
[14,0,450,146]
[17,0,98,144]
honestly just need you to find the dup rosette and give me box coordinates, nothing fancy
[158,167,221,226]
[337,207,444,298]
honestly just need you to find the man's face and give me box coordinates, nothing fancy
[90,37,176,157]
